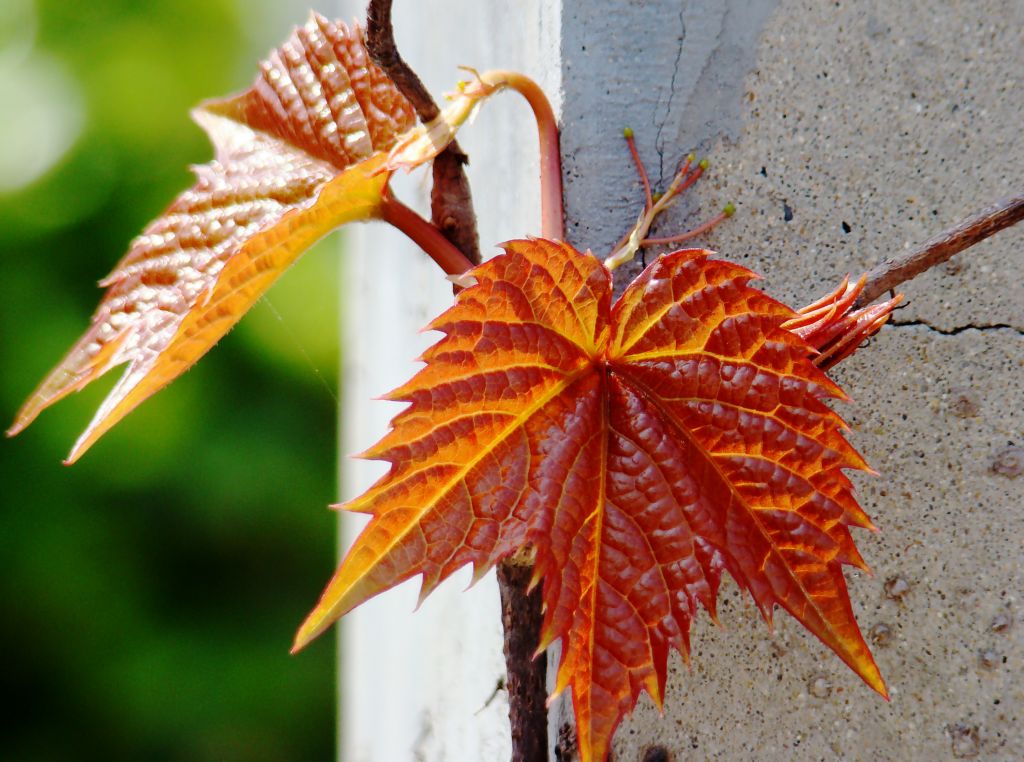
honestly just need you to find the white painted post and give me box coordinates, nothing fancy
[335,2,559,760]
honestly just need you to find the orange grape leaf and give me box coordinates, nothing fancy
[8,14,414,462]
[294,239,887,762]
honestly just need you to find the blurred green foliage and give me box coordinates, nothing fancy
[1,2,340,759]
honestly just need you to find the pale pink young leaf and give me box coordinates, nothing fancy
[9,15,414,461]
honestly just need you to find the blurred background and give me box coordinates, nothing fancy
[0,1,341,759]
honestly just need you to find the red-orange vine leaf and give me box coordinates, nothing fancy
[295,239,887,762]
[8,14,414,462]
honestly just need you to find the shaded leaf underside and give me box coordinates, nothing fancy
[296,239,886,762]
[9,14,414,461]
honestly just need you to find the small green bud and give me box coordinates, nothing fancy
[652,191,664,203]
[623,126,634,139]
[686,153,696,163]
[699,158,710,170]
[723,202,736,217]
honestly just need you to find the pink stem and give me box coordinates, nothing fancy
[625,131,653,211]
[664,164,704,203]
[380,195,476,275]
[497,72,564,240]
[642,211,728,246]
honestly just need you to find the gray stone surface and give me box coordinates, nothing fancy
[559,0,778,260]
[608,329,1023,761]
[557,1,1023,760]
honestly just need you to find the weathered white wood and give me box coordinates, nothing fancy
[335,2,559,760]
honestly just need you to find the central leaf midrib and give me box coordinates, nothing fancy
[609,363,839,636]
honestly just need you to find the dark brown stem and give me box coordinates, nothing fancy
[366,0,438,120]
[430,152,482,264]
[365,0,481,265]
[497,560,549,762]
[855,194,1024,308]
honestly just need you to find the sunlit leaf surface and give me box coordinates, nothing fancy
[295,240,886,762]
[9,14,414,461]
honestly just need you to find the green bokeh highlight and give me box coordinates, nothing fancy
[1,3,339,759]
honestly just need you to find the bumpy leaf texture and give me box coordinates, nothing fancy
[8,14,414,461]
[295,240,887,762]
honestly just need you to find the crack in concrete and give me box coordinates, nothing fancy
[654,6,686,187]
[889,318,1024,337]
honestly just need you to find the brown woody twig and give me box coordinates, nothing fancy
[497,561,549,762]
[365,0,481,265]
[365,3,544,760]
[855,194,1024,308]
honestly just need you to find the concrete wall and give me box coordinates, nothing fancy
[336,1,1023,759]
[575,2,1023,760]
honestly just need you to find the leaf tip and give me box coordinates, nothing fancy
[62,411,118,465]
[290,625,316,655]
[5,420,26,439]
[706,608,725,629]
[863,662,889,701]
[622,126,634,139]
[467,561,492,588]
[293,599,338,654]
[7,389,57,440]
[723,201,736,217]
[63,438,91,466]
